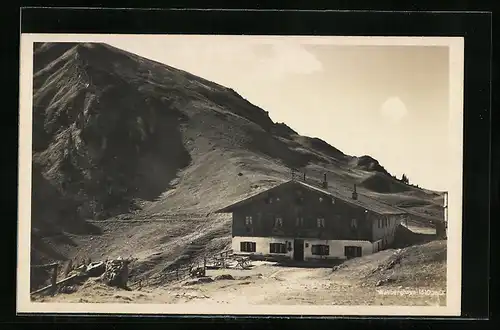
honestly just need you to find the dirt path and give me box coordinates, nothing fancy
[36,252,446,306]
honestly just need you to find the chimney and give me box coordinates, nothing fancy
[322,173,328,189]
[352,184,358,200]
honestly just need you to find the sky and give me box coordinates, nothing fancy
[105,36,454,192]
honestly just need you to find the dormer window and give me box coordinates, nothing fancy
[245,216,253,225]
[317,217,325,228]
[274,217,283,227]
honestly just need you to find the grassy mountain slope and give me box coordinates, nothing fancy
[30,42,444,282]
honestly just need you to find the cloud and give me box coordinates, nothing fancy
[108,37,323,84]
[256,41,323,78]
[177,39,323,80]
[380,97,408,123]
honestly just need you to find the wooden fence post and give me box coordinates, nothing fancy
[51,264,58,295]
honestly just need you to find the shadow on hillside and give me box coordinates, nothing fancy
[63,221,103,236]
[246,133,322,170]
[391,224,438,249]
[48,233,78,247]
[360,172,411,193]
[74,83,193,210]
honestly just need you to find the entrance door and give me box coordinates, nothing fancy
[293,239,304,261]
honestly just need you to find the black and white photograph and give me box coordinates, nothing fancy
[17,34,464,316]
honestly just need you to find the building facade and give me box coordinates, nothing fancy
[216,178,406,262]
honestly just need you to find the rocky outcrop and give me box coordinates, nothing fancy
[101,258,131,288]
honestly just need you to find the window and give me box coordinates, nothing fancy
[350,218,358,229]
[378,219,381,228]
[245,216,253,225]
[240,241,256,252]
[311,244,330,256]
[269,243,287,254]
[296,217,304,227]
[274,217,283,227]
[276,197,280,202]
[345,246,362,258]
[331,198,335,204]
[319,197,324,202]
[317,217,325,228]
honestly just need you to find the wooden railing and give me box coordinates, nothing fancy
[30,263,59,295]
[129,248,234,289]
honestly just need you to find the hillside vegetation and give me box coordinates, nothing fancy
[30,42,444,280]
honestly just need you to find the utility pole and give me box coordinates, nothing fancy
[444,191,448,237]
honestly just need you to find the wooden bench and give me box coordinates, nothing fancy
[211,257,225,268]
[209,249,234,269]
[235,257,251,269]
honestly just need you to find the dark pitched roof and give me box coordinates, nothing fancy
[216,179,407,216]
